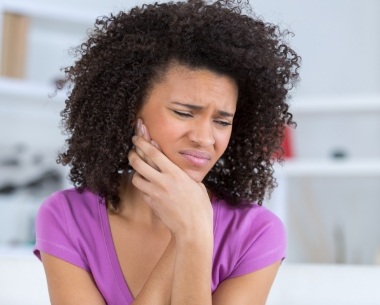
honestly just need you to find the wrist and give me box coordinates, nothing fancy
[174,227,213,252]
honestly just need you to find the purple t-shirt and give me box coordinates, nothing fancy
[34,188,285,304]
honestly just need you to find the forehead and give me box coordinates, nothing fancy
[146,63,238,111]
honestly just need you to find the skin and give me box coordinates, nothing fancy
[41,63,282,305]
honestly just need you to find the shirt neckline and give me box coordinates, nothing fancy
[97,193,220,302]
[98,196,134,303]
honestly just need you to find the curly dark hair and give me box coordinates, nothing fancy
[57,0,300,209]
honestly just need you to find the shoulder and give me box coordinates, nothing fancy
[40,187,99,208]
[211,197,286,290]
[35,188,103,243]
[37,188,101,220]
[34,188,104,270]
[212,197,285,238]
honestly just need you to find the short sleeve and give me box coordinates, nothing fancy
[229,208,286,278]
[33,192,90,271]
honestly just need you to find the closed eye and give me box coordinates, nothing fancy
[173,110,232,126]
[173,110,193,118]
[214,120,232,127]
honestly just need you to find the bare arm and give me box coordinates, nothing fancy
[41,253,106,305]
[42,251,280,305]
[171,231,213,305]
[212,261,282,305]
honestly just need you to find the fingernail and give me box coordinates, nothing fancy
[136,119,142,135]
[151,140,159,149]
[140,124,145,136]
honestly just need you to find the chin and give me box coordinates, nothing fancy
[184,169,208,183]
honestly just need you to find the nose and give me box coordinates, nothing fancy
[188,121,215,147]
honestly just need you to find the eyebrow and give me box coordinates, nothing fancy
[171,102,234,118]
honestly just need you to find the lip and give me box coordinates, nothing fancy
[179,150,212,167]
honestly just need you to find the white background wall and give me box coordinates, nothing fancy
[37,0,380,96]
[14,0,380,98]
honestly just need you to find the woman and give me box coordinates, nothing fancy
[34,1,300,304]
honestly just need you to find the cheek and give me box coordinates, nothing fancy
[140,110,166,138]
[215,132,232,155]
[144,115,180,146]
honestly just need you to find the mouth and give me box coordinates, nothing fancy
[179,150,212,167]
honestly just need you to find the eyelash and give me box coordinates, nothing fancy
[173,110,232,127]
[174,110,192,118]
[216,120,232,127]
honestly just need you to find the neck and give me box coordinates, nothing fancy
[113,173,162,226]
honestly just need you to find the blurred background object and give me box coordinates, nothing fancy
[1,11,28,78]
[254,0,380,266]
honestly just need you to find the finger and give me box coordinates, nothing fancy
[135,118,145,159]
[135,120,159,171]
[131,170,159,204]
[139,121,161,152]
[131,172,153,202]
[128,148,162,183]
[141,123,151,141]
[131,172,161,217]
[151,140,160,150]
[132,135,176,173]
[141,123,160,171]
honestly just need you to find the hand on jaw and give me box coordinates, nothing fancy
[129,118,213,241]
